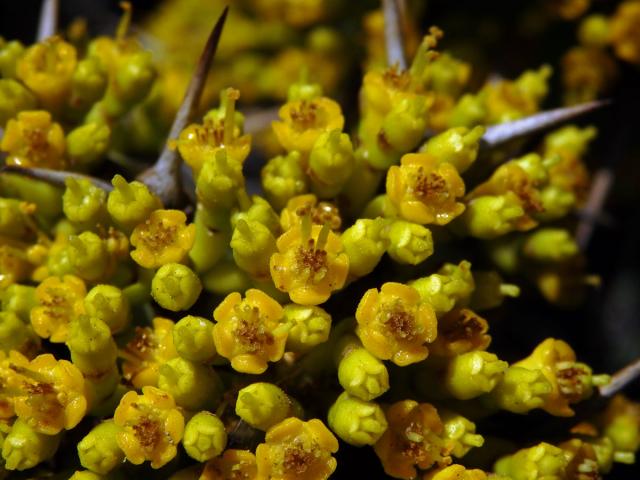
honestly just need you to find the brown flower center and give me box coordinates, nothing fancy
[195,119,225,146]
[234,306,274,353]
[138,218,178,251]
[383,304,417,341]
[283,442,314,474]
[412,168,448,203]
[556,362,589,400]
[133,415,162,449]
[296,239,328,279]
[290,101,319,130]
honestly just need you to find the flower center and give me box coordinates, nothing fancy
[412,168,448,203]
[138,219,178,251]
[296,239,329,282]
[382,303,416,341]
[283,442,314,475]
[132,415,162,450]
[290,101,320,130]
[555,362,589,400]
[194,119,225,146]
[234,306,274,353]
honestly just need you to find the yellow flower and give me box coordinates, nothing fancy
[386,153,465,225]
[9,352,88,435]
[279,194,342,232]
[429,308,491,357]
[212,289,287,374]
[272,97,344,153]
[515,338,596,417]
[0,110,66,169]
[121,317,178,388]
[270,224,349,305]
[200,449,258,480]
[355,282,438,366]
[177,88,252,175]
[374,400,448,480]
[610,0,640,64]
[361,68,413,120]
[256,417,338,480]
[16,37,77,112]
[130,209,196,269]
[113,386,184,469]
[30,275,86,343]
[423,465,488,480]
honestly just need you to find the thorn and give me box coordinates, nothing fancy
[0,165,113,192]
[36,0,59,42]
[599,357,640,397]
[136,6,229,207]
[382,0,407,70]
[575,168,615,250]
[481,99,611,150]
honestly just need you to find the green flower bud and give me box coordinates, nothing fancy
[516,65,552,105]
[231,196,281,237]
[543,125,597,159]
[158,357,223,410]
[327,391,387,446]
[604,415,640,454]
[421,126,485,173]
[231,219,277,281]
[1,284,36,321]
[0,311,40,356]
[342,218,390,278]
[0,40,24,78]
[281,304,332,352]
[309,129,354,197]
[102,50,156,119]
[66,123,111,169]
[469,271,520,311]
[0,198,35,239]
[50,231,110,282]
[381,96,428,155]
[63,177,108,226]
[338,346,390,401]
[445,351,508,400]
[202,260,252,295]
[67,57,107,118]
[494,442,568,480]
[236,382,300,431]
[287,76,323,102]
[173,315,217,363]
[536,186,576,222]
[151,263,202,311]
[440,410,484,458]
[189,203,229,273]
[78,420,124,475]
[423,52,470,97]
[386,220,434,265]
[522,228,579,263]
[578,14,611,48]
[66,316,118,374]
[1,418,61,471]
[0,79,36,126]
[261,151,308,211]
[196,150,245,211]
[410,261,474,316]
[107,174,162,231]
[456,193,527,239]
[487,366,552,414]
[449,94,486,127]
[182,411,227,462]
[84,284,131,334]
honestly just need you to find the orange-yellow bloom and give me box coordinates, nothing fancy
[113,386,184,469]
[610,1,640,64]
[272,97,344,153]
[270,224,349,305]
[212,289,287,374]
[423,465,488,480]
[130,209,196,269]
[8,352,88,435]
[200,449,258,480]
[374,400,448,480]
[386,153,465,225]
[280,194,342,232]
[16,37,77,112]
[0,111,66,169]
[429,308,491,357]
[256,417,339,480]
[177,88,251,175]
[355,282,438,366]
[30,275,86,343]
[121,317,178,388]
[515,338,598,417]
